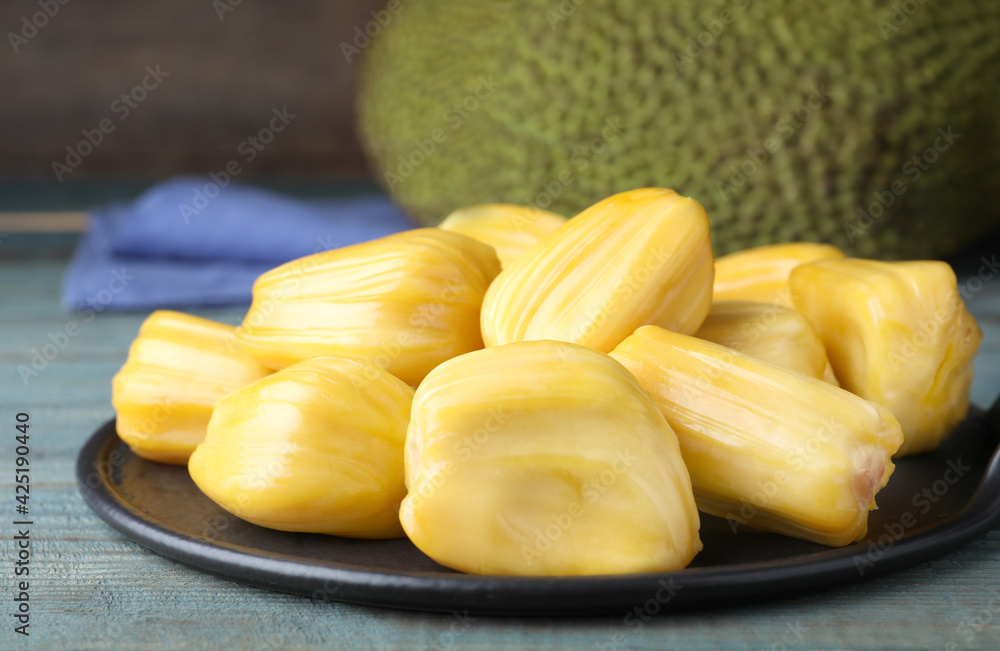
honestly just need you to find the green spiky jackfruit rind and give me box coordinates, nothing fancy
[357,0,1000,258]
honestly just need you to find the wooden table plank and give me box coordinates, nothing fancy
[2,259,1000,650]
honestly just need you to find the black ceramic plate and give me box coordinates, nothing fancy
[77,402,1000,616]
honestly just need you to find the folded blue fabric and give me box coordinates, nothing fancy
[61,177,418,312]
[109,177,417,263]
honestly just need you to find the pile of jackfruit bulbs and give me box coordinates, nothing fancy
[112,188,982,576]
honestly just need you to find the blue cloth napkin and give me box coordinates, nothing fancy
[61,177,418,312]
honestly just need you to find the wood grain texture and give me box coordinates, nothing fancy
[2,257,1000,650]
[0,0,383,179]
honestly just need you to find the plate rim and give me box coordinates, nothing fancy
[76,414,1000,615]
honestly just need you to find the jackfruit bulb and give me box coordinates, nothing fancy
[357,0,1000,258]
[401,340,702,575]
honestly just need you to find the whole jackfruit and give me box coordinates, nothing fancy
[357,0,1000,258]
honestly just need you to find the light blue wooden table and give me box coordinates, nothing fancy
[2,241,1000,650]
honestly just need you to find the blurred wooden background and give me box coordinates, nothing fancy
[1,0,384,181]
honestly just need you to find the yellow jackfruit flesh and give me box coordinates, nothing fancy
[611,326,903,547]
[790,259,982,456]
[438,203,567,269]
[696,300,839,384]
[188,356,413,538]
[401,340,702,575]
[111,310,271,465]
[713,242,845,305]
[237,228,501,385]
[481,188,714,352]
